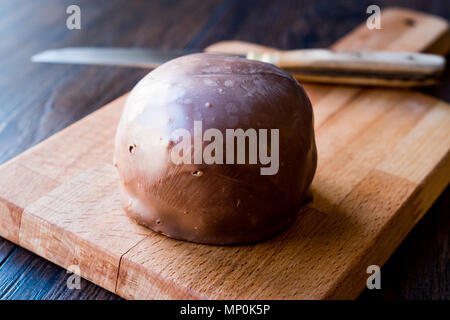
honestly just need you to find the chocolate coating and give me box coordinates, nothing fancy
[114,53,317,244]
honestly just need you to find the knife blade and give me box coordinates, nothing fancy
[31,47,446,87]
[31,47,200,69]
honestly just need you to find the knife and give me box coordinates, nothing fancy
[31,46,446,87]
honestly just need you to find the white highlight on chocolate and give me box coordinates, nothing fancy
[170,121,279,175]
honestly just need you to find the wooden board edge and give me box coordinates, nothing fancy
[384,7,450,55]
[325,150,450,299]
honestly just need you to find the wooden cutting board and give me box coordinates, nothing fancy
[0,8,449,299]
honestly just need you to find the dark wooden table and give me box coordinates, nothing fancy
[0,0,448,300]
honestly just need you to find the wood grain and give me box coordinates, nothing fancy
[360,186,450,299]
[2,1,445,297]
[19,165,150,293]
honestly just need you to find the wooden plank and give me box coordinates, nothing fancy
[331,7,450,53]
[19,165,149,293]
[309,90,435,213]
[377,101,450,183]
[0,163,59,243]
[359,185,450,299]
[116,207,328,299]
[0,239,14,265]
[0,7,448,299]
[0,245,121,300]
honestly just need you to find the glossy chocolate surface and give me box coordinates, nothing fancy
[114,53,317,244]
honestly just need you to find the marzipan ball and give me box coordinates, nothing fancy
[114,53,317,244]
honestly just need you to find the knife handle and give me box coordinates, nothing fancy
[247,49,445,87]
[248,49,445,74]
